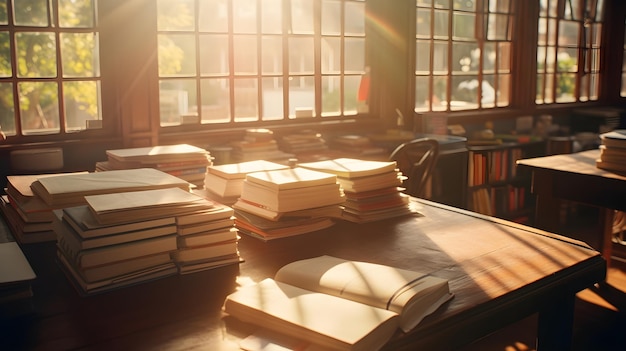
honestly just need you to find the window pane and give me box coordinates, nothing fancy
[453,12,474,40]
[556,73,576,102]
[433,41,448,73]
[157,0,195,31]
[0,1,7,25]
[0,82,15,135]
[559,21,580,47]
[233,0,257,34]
[262,36,283,75]
[343,75,360,116]
[453,75,479,109]
[486,14,510,41]
[158,34,197,76]
[19,81,60,134]
[344,38,364,73]
[58,0,95,28]
[289,76,314,118]
[261,0,282,34]
[0,31,10,77]
[497,42,511,72]
[289,37,314,74]
[416,9,431,38]
[159,79,197,126]
[557,48,577,72]
[290,0,314,34]
[199,34,229,76]
[199,0,228,32]
[234,78,258,121]
[433,10,449,38]
[322,37,341,74]
[233,35,258,75]
[322,75,341,116]
[415,76,429,112]
[497,73,510,106]
[61,33,100,78]
[432,75,447,111]
[453,42,479,74]
[13,0,49,27]
[64,80,100,131]
[200,78,230,123]
[482,75,496,107]
[483,42,496,74]
[262,77,283,120]
[16,32,57,78]
[344,2,365,35]
[322,0,341,35]
[416,40,431,73]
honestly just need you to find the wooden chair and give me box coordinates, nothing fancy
[389,137,439,198]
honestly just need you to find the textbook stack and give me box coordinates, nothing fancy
[230,128,295,163]
[204,160,290,205]
[278,129,329,155]
[298,158,417,223]
[53,187,240,294]
[329,134,386,158]
[233,167,344,240]
[597,129,626,173]
[96,144,212,189]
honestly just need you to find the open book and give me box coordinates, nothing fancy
[223,255,453,351]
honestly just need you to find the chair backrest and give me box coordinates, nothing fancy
[389,137,439,198]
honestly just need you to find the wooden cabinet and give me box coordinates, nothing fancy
[466,141,546,223]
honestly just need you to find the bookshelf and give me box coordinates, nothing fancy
[466,140,546,223]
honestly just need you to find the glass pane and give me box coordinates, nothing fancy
[579,74,588,102]
[537,46,547,72]
[200,78,230,123]
[199,34,229,75]
[322,75,341,116]
[233,0,257,34]
[536,74,545,104]
[452,76,479,109]
[199,0,228,32]
[321,37,341,74]
[233,35,258,75]
[483,42,496,73]
[262,36,283,75]
[343,75,360,116]
[453,42,479,74]
[13,0,48,27]
[322,0,341,35]
[547,19,557,46]
[489,0,511,13]
[289,76,314,118]
[0,1,6,25]
[344,1,365,36]
[415,76,429,112]
[591,24,602,47]
[559,21,580,47]
[19,81,60,134]
[482,75,496,107]
[16,32,57,78]
[344,38,364,73]
[547,0,558,17]
[61,33,100,78]
[453,12,475,40]
[233,78,258,122]
[58,0,94,28]
[416,40,431,73]
[589,48,600,73]
[0,31,10,77]
[433,41,448,73]
[157,0,195,31]
[497,74,510,106]
[538,18,547,45]
[546,46,556,72]
[159,79,197,126]
[557,48,578,72]
[416,9,431,39]
[544,73,554,103]
[0,82,15,135]
[486,14,510,41]
[63,80,100,131]
[433,9,449,38]
[290,0,314,34]
[589,73,600,100]
[497,42,511,72]
[158,34,197,76]
[289,37,314,74]
[262,77,283,120]
[556,73,576,102]
[432,75,447,111]
[261,0,282,34]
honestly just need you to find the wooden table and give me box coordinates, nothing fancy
[5,199,605,351]
[517,149,626,262]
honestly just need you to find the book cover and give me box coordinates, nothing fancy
[240,181,344,212]
[245,167,338,190]
[106,144,209,162]
[298,158,398,178]
[208,160,290,180]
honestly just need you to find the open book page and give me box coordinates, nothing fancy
[224,278,399,351]
[274,255,453,332]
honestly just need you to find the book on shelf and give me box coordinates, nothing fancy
[30,168,192,207]
[297,158,398,178]
[244,167,338,191]
[223,255,453,351]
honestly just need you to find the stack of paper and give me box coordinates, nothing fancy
[230,128,295,163]
[204,160,290,205]
[597,130,626,173]
[298,158,419,223]
[233,167,344,240]
[95,144,212,189]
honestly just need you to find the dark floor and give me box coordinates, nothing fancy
[459,204,626,351]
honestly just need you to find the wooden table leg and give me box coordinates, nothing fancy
[600,207,614,264]
[531,170,561,233]
[536,293,575,351]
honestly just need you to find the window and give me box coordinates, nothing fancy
[414,0,513,112]
[536,0,603,104]
[0,0,101,137]
[622,19,626,97]
[157,0,367,128]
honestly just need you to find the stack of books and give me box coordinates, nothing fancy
[233,167,344,240]
[95,144,212,189]
[204,160,290,205]
[278,130,329,156]
[230,128,295,163]
[53,187,239,294]
[298,158,417,223]
[329,134,386,157]
[597,130,626,173]
[1,215,36,318]
[173,202,241,274]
